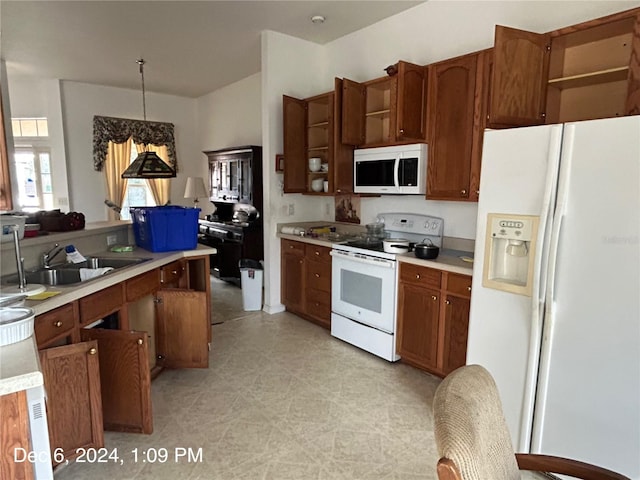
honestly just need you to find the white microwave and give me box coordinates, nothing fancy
[353,143,427,194]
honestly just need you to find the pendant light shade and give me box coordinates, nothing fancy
[121,59,176,179]
[122,151,176,178]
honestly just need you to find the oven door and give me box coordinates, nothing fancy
[330,249,397,333]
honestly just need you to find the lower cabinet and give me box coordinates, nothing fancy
[396,263,471,377]
[34,254,211,466]
[39,341,104,465]
[281,239,332,329]
[0,390,35,479]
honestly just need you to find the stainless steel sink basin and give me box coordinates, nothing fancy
[60,256,151,270]
[5,268,84,286]
[3,256,151,286]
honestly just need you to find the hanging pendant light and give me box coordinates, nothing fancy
[121,59,176,179]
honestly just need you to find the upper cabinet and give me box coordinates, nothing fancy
[545,12,640,123]
[0,92,12,211]
[341,60,427,147]
[282,80,354,195]
[488,26,550,127]
[489,8,640,127]
[427,50,490,201]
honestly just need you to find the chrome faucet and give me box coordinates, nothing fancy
[42,244,66,269]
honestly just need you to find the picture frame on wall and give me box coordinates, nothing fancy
[275,154,285,172]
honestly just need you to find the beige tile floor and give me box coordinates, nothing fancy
[54,277,442,479]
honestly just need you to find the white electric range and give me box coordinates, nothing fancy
[330,212,444,361]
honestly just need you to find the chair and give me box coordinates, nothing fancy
[432,364,630,480]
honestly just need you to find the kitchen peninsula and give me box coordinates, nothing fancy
[0,221,215,474]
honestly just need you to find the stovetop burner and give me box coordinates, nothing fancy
[344,239,384,252]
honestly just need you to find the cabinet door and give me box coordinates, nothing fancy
[427,54,478,200]
[341,78,366,145]
[0,94,12,211]
[397,61,427,141]
[489,25,550,127]
[156,289,209,369]
[441,295,470,375]
[281,250,305,313]
[80,329,152,434]
[0,390,34,479]
[396,283,440,370]
[333,78,355,194]
[283,95,307,192]
[39,341,104,465]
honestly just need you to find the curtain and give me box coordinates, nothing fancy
[104,139,131,221]
[136,143,171,206]
[93,115,177,171]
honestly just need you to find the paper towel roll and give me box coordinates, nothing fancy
[281,226,303,235]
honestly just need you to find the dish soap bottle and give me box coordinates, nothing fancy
[65,245,86,264]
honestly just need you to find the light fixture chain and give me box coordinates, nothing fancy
[137,59,147,121]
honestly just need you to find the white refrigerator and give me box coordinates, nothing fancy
[467,115,640,479]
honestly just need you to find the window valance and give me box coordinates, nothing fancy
[93,115,177,171]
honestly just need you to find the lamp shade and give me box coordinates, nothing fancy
[121,151,176,178]
[184,177,208,199]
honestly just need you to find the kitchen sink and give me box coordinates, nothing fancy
[3,256,151,286]
[59,256,151,270]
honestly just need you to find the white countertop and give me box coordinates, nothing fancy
[278,233,473,275]
[0,336,44,396]
[0,245,216,396]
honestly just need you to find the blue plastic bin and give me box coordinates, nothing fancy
[130,206,200,252]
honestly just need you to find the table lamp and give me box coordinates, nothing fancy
[184,177,208,208]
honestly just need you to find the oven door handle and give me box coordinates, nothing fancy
[330,250,395,268]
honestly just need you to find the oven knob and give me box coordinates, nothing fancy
[222,195,227,200]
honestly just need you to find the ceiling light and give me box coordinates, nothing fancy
[311,15,325,24]
[121,59,176,179]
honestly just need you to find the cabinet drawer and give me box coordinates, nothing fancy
[126,269,161,302]
[400,263,441,288]
[282,239,305,255]
[35,304,77,348]
[305,244,331,263]
[447,273,472,298]
[306,259,331,292]
[305,288,331,320]
[161,260,185,286]
[79,284,123,325]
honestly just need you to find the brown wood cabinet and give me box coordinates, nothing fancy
[341,60,427,147]
[39,341,104,465]
[489,8,640,127]
[33,254,211,465]
[280,239,332,329]
[396,263,472,377]
[426,50,489,202]
[0,92,12,211]
[282,80,354,195]
[0,390,33,480]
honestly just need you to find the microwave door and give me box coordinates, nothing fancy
[354,158,396,193]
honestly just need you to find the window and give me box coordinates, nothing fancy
[119,143,156,220]
[12,117,54,212]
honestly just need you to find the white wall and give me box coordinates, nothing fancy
[261,30,333,312]
[61,81,200,220]
[6,75,70,211]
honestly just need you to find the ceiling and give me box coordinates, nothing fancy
[1,1,424,98]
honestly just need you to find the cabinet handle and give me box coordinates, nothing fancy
[445,300,451,305]
[461,189,467,196]
[315,251,320,256]
[315,273,320,278]
[53,320,63,327]
[88,347,97,355]
[399,128,405,134]
[415,274,421,279]
[289,245,294,249]
[431,295,437,301]
[467,286,472,292]
[137,338,143,345]
[171,270,178,275]
[299,260,303,264]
